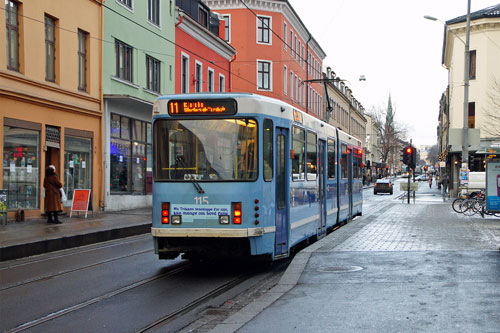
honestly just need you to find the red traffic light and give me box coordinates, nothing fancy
[405,147,413,154]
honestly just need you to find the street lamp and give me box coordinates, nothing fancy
[425,0,471,174]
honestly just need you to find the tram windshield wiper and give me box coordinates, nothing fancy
[176,156,205,194]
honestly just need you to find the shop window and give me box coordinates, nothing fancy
[3,126,40,210]
[64,135,92,206]
[110,114,151,194]
[292,126,305,181]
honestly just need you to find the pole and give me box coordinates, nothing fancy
[462,0,471,171]
[408,139,412,204]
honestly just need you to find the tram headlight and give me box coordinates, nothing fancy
[219,215,230,224]
[171,215,182,225]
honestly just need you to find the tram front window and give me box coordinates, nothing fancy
[154,119,258,181]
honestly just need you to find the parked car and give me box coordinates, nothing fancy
[374,179,393,195]
[416,174,429,181]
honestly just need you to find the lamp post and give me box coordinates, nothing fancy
[425,0,472,176]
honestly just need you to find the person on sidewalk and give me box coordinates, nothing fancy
[428,174,433,188]
[44,165,63,224]
[441,174,449,200]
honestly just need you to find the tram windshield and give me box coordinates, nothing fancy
[154,119,258,181]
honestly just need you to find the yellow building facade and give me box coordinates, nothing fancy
[0,0,103,220]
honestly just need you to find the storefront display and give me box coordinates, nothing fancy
[64,135,92,205]
[2,126,40,210]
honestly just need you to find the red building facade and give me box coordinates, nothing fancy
[175,2,235,94]
[205,0,326,118]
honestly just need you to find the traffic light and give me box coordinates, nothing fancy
[403,146,416,169]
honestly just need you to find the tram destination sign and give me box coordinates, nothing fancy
[168,99,237,116]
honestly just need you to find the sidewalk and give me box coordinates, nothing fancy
[0,208,151,262]
[211,186,500,332]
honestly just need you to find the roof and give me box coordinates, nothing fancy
[446,4,500,25]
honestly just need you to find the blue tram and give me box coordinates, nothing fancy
[151,93,362,261]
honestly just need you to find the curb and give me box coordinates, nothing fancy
[0,223,151,262]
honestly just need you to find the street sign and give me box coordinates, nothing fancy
[70,189,91,218]
[460,167,469,186]
[400,182,419,191]
[486,160,500,212]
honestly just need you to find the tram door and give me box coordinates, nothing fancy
[318,140,327,235]
[275,128,289,257]
[348,149,353,218]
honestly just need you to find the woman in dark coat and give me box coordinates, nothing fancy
[44,165,63,224]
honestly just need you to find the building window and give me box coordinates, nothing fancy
[110,114,151,194]
[117,0,132,9]
[219,74,225,92]
[115,39,133,82]
[207,68,214,92]
[223,15,230,42]
[290,71,293,100]
[146,55,161,93]
[195,61,202,92]
[45,15,56,82]
[283,21,287,50]
[257,16,270,44]
[147,0,160,25]
[284,65,287,95]
[199,6,208,28]
[257,60,271,90]
[3,125,40,210]
[298,41,301,64]
[181,54,189,93]
[468,102,475,128]
[64,135,92,206]
[78,29,88,91]
[5,0,19,71]
[469,50,476,80]
[290,30,293,56]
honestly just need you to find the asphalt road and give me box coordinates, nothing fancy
[1,183,406,333]
[0,235,278,332]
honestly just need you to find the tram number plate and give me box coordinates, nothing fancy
[171,204,230,222]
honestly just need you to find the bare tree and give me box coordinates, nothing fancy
[366,96,408,169]
[484,77,500,137]
[428,144,439,166]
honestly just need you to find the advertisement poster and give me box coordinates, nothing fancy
[486,160,500,212]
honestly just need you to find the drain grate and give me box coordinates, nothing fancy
[318,265,363,273]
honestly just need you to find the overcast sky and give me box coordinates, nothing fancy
[288,0,500,147]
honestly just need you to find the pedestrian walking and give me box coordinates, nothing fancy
[428,174,433,188]
[44,165,63,224]
[441,174,449,200]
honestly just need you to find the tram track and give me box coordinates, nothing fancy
[4,262,191,333]
[0,248,153,292]
[137,272,254,332]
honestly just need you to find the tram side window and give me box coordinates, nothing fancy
[353,150,362,179]
[292,126,305,181]
[341,144,348,179]
[263,119,273,181]
[306,131,317,180]
[327,138,335,179]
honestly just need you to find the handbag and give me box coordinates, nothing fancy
[60,188,67,202]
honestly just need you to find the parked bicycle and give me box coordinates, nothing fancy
[452,190,500,217]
